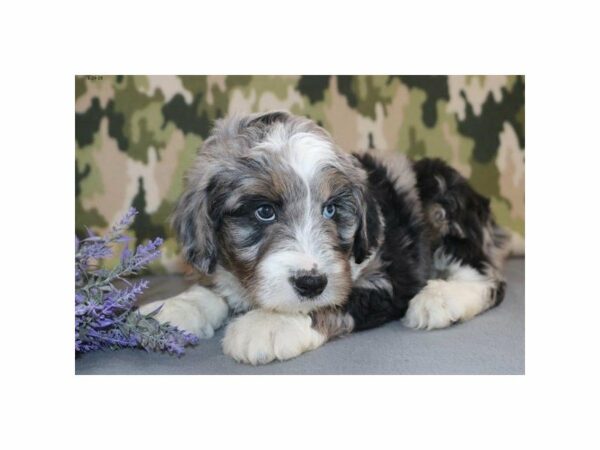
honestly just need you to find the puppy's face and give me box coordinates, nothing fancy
[173,112,379,313]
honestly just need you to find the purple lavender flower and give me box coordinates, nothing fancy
[75,208,198,356]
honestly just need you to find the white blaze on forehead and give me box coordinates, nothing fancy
[286,133,337,181]
[262,124,337,182]
[262,126,338,269]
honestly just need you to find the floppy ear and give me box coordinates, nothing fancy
[344,153,383,264]
[352,188,381,264]
[171,184,218,274]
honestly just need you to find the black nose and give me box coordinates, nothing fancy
[291,274,328,298]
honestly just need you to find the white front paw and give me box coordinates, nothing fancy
[222,310,326,365]
[138,285,229,338]
[402,280,458,330]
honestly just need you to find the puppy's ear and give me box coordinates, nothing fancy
[171,184,218,274]
[352,188,381,264]
[347,154,382,264]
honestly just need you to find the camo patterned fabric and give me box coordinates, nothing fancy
[75,75,525,273]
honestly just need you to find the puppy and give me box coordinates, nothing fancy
[139,111,523,365]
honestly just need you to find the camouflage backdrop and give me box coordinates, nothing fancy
[75,75,525,273]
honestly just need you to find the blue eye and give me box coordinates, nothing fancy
[323,204,336,219]
[255,204,276,222]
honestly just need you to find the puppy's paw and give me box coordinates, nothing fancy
[402,280,459,330]
[138,285,229,338]
[402,278,495,330]
[222,310,326,365]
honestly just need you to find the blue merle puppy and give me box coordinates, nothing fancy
[139,111,523,365]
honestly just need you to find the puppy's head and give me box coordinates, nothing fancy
[172,111,381,313]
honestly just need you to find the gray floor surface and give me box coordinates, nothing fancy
[76,258,525,375]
